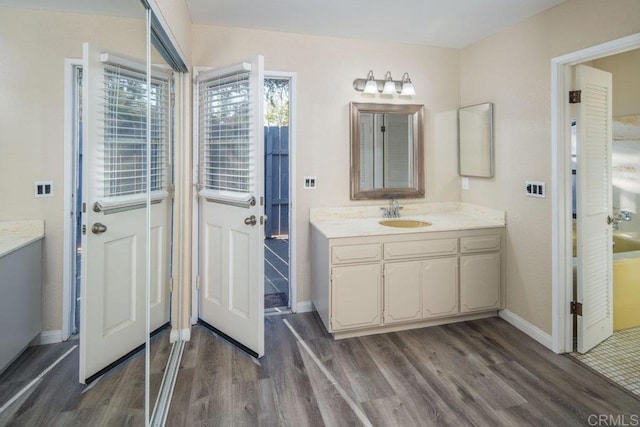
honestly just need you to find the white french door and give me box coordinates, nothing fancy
[575,64,614,354]
[196,56,265,357]
[79,43,172,383]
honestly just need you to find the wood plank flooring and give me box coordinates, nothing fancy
[0,330,171,426]
[168,314,640,426]
[1,315,638,426]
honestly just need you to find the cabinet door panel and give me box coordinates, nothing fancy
[460,253,501,313]
[422,257,458,318]
[384,261,422,324]
[331,264,381,331]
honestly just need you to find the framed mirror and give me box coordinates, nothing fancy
[350,103,425,200]
[458,102,494,177]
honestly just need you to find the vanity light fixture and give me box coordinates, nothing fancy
[353,70,416,96]
[382,71,396,95]
[363,70,378,94]
[400,72,416,96]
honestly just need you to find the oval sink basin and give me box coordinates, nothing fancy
[379,219,432,228]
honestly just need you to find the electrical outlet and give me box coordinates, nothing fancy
[462,177,470,190]
[304,176,317,189]
[35,181,54,198]
[525,181,545,198]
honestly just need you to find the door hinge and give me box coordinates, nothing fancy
[569,90,581,104]
[196,275,200,290]
[167,184,175,199]
[330,317,333,330]
[570,301,583,316]
[170,91,175,108]
[82,224,86,235]
[169,277,174,292]
[82,202,86,213]
[260,196,264,206]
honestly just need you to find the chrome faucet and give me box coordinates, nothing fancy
[381,199,402,218]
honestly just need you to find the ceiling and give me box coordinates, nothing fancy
[0,0,566,49]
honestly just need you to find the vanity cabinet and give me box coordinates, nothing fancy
[331,263,382,330]
[311,226,505,339]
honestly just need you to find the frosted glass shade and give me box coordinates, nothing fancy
[382,81,396,94]
[401,82,416,96]
[363,80,378,94]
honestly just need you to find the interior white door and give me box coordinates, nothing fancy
[196,57,265,357]
[79,43,172,383]
[575,64,614,354]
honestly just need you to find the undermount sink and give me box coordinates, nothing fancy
[379,219,432,228]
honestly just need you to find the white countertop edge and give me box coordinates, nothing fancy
[310,210,505,239]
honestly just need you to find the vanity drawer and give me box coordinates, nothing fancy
[384,239,458,260]
[331,244,381,265]
[460,234,501,253]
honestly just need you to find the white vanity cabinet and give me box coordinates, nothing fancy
[311,226,505,339]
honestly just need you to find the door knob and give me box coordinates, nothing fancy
[91,223,107,234]
[244,215,257,226]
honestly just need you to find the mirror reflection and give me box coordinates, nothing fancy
[458,102,494,177]
[350,103,425,200]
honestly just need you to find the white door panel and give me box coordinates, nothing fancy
[197,56,265,357]
[576,64,613,354]
[80,43,171,383]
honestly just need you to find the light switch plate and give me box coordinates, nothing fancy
[35,181,54,198]
[525,180,545,198]
[304,176,317,189]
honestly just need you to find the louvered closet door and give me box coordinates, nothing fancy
[575,64,613,354]
[79,43,172,383]
[196,57,265,357]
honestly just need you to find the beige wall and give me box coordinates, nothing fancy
[593,48,640,117]
[191,24,462,303]
[0,8,148,331]
[154,0,192,65]
[460,0,640,334]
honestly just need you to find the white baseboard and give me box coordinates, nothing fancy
[170,328,191,343]
[32,330,63,346]
[499,309,553,350]
[294,300,314,313]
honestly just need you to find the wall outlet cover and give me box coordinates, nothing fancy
[462,177,470,190]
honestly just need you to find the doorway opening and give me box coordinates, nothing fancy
[264,77,291,311]
[567,51,640,397]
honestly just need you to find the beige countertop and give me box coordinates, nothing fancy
[310,202,505,239]
[0,220,45,258]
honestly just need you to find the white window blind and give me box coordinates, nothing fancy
[359,113,374,190]
[199,70,254,199]
[100,64,170,198]
[384,113,412,188]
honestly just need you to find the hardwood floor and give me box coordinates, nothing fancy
[168,314,640,426]
[1,315,638,426]
[0,330,171,426]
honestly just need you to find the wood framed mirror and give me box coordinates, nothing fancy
[350,103,425,200]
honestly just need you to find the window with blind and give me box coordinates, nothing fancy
[198,70,254,200]
[101,64,170,198]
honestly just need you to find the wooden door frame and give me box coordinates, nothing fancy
[550,32,640,354]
